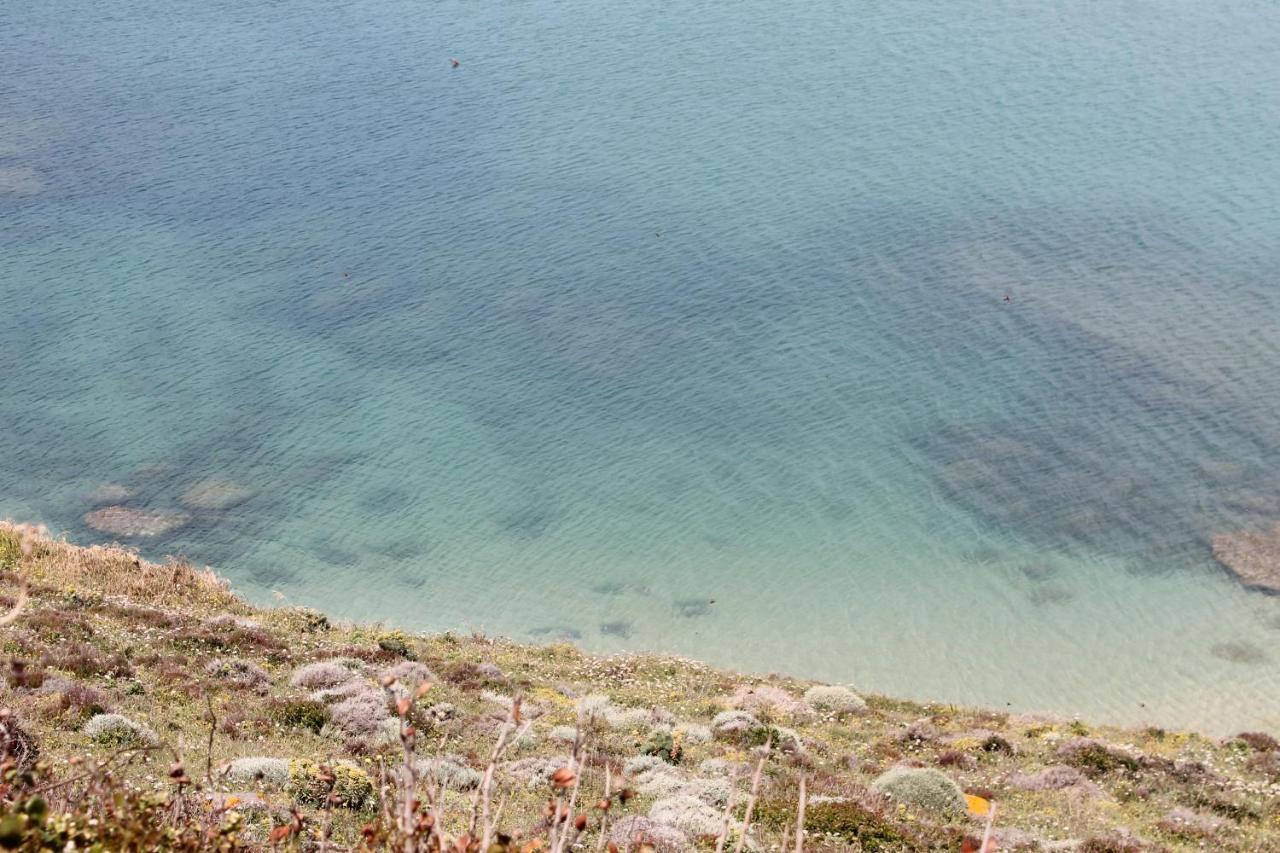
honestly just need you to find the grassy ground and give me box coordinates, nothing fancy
[1,520,1277,851]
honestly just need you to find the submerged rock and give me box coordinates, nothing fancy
[87,483,132,505]
[1212,522,1280,593]
[180,478,256,511]
[0,166,42,195]
[83,506,190,537]
[1210,640,1269,665]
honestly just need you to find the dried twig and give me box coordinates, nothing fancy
[203,694,217,787]
[732,738,771,853]
[794,773,806,853]
[979,801,997,853]
[0,584,28,627]
[474,697,531,847]
[594,763,613,853]
[550,724,585,853]
[713,768,740,853]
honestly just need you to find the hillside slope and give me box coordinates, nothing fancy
[0,521,1277,851]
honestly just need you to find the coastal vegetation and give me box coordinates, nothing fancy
[0,521,1278,850]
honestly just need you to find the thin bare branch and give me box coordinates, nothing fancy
[794,773,806,853]
[0,584,28,627]
[732,738,770,853]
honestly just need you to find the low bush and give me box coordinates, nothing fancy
[289,660,357,690]
[83,713,158,748]
[286,759,374,810]
[803,685,868,715]
[267,697,329,733]
[751,795,922,851]
[223,756,290,787]
[869,766,967,817]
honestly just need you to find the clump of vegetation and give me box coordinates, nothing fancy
[222,756,290,787]
[711,709,760,740]
[327,686,391,738]
[415,757,484,791]
[42,642,134,679]
[381,660,436,690]
[869,766,967,817]
[673,721,711,744]
[0,713,39,772]
[1230,731,1279,752]
[375,631,416,659]
[5,659,43,690]
[641,726,683,764]
[803,684,867,714]
[204,658,271,693]
[273,605,330,633]
[266,697,330,733]
[289,659,357,690]
[82,713,159,748]
[753,794,924,851]
[286,759,375,810]
[1057,737,1142,777]
[0,530,21,568]
[46,680,113,723]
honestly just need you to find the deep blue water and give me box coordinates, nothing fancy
[3,0,1280,732]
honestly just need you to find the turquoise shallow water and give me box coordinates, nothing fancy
[4,0,1280,732]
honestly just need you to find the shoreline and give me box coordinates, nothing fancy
[16,514,1280,738]
[2,519,1278,849]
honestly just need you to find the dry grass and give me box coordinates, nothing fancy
[3,521,242,613]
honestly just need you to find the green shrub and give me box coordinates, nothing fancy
[287,759,374,810]
[1057,738,1140,777]
[641,727,682,764]
[267,698,329,733]
[869,766,966,817]
[376,631,416,660]
[751,797,918,851]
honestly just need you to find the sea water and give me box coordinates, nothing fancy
[2,0,1279,733]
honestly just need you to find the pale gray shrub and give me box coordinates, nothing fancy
[608,816,688,853]
[674,722,712,744]
[381,660,437,689]
[650,795,725,836]
[803,685,868,714]
[711,710,760,738]
[870,766,967,816]
[329,689,390,737]
[1007,764,1090,791]
[416,758,483,791]
[730,684,812,717]
[623,755,666,779]
[290,660,357,690]
[205,658,271,694]
[548,725,578,744]
[224,756,290,787]
[83,713,158,748]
